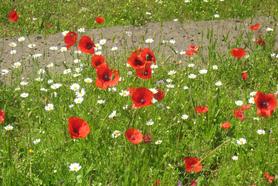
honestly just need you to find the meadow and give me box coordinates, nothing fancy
[0,0,278,186]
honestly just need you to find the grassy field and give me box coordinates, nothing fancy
[0,0,278,37]
[0,1,278,186]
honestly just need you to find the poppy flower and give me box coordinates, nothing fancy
[91,55,106,69]
[195,106,208,114]
[0,109,5,124]
[64,31,78,49]
[254,91,277,117]
[143,134,152,143]
[95,16,105,24]
[240,104,252,111]
[234,108,245,121]
[263,172,275,183]
[135,62,152,80]
[129,87,154,108]
[96,65,120,89]
[125,128,143,144]
[68,117,90,139]
[78,35,95,54]
[183,157,202,173]
[8,10,19,23]
[231,48,246,59]
[249,23,261,31]
[241,71,248,81]
[221,121,231,130]
[255,37,265,46]
[141,48,156,64]
[185,44,199,56]
[153,89,165,102]
[128,51,146,70]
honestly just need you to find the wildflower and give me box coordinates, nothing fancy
[231,48,246,59]
[69,163,82,172]
[96,65,120,89]
[95,16,105,24]
[108,111,117,119]
[64,31,78,49]
[183,157,202,173]
[0,109,5,124]
[146,119,154,126]
[70,83,80,91]
[4,124,14,131]
[45,104,54,111]
[195,106,208,114]
[78,35,95,54]
[8,10,19,22]
[125,128,143,144]
[129,88,154,108]
[254,91,277,117]
[257,129,266,135]
[20,93,29,98]
[68,117,90,139]
[236,138,247,145]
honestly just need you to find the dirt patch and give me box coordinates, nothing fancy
[0,16,277,84]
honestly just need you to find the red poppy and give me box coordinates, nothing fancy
[249,23,261,31]
[125,128,143,144]
[91,55,106,69]
[128,51,146,70]
[255,37,265,46]
[95,16,105,24]
[135,62,152,80]
[183,157,202,173]
[8,10,19,23]
[64,31,78,49]
[143,134,152,143]
[96,65,120,89]
[68,117,90,139]
[0,109,5,124]
[240,104,252,111]
[154,89,165,102]
[254,91,277,117]
[221,121,231,130]
[241,71,248,81]
[78,35,95,54]
[231,48,246,59]
[195,106,208,114]
[185,44,199,56]
[234,108,245,121]
[129,88,154,108]
[264,172,275,183]
[141,48,156,64]
[191,180,198,186]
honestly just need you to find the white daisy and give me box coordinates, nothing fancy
[69,163,81,172]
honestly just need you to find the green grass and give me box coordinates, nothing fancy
[1,0,278,37]
[0,20,278,185]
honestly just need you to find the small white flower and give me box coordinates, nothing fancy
[12,62,22,69]
[212,65,218,70]
[183,86,189,90]
[47,79,54,84]
[45,103,54,111]
[1,69,9,76]
[119,90,129,97]
[236,138,247,145]
[173,18,178,22]
[214,14,220,18]
[62,31,69,36]
[145,38,154,44]
[35,77,43,82]
[60,47,67,52]
[152,98,158,104]
[74,50,82,54]
[51,83,62,90]
[84,78,93,83]
[112,130,121,138]
[122,105,129,110]
[75,88,86,98]
[108,111,117,119]
[37,69,46,75]
[73,59,81,64]
[235,100,243,106]
[199,69,208,74]
[155,140,162,145]
[20,93,29,98]
[166,84,175,89]
[77,28,85,33]
[215,81,223,87]
[74,97,84,104]
[149,88,158,94]
[187,63,195,68]
[97,99,106,105]
[4,124,14,131]
[146,119,154,126]
[69,104,74,108]
[231,155,238,161]
[18,37,26,42]
[248,97,255,104]
[111,46,118,51]
[168,70,176,76]
[184,0,191,3]
[33,139,41,145]
[181,114,189,120]
[10,50,17,55]
[70,83,80,91]
[253,117,260,121]
[257,129,266,135]
[47,63,54,68]
[69,163,81,172]
[266,27,273,32]
[250,91,257,97]
[20,81,28,86]
[151,64,158,69]
[49,46,58,51]
[146,11,152,15]
[169,39,176,44]
[99,39,107,45]
[32,53,42,59]
[40,88,48,92]
[188,74,197,79]
[28,43,36,48]
[9,42,17,47]
[63,69,72,75]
